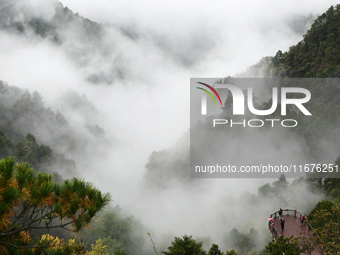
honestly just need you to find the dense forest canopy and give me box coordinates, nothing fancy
[271,5,340,78]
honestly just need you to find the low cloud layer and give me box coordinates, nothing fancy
[0,0,337,251]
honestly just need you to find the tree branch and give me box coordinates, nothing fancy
[0,240,46,249]
[0,221,75,238]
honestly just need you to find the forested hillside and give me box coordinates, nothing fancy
[0,1,339,255]
[271,5,340,78]
[144,5,340,254]
[0,80,107,179]
[0,0,127,84]
[145,4,340,187]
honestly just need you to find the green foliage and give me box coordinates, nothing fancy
[303,156,340,202]
[224,250,237,255]
[271,5,340,78]
[0,81,104,177]
[308,200,334,225]
[144,132,190,187]
[258,183,274,197]
[272,175,289,190]
[100,238,126,255]
[81,207,145,255]
[162,235,206,255]
[261,5,340,162]
[224,228,258,254]
[16,133,52,168]
[324,156,340,201]
[0,130,14,158]
[263,236,303,255]
[208,244,223,255]
[0,129,77,179]
[258,175,289,198]
[33,234,85,255]
[0,157,111,253]
[85,239,110,255]
[307,203,340,254]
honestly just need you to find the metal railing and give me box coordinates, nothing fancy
[269,209,313,232]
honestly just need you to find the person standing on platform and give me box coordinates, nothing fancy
[300,214,306,225]
[268,218,273,229]
[278,208,283,219]
[280,217,285,231]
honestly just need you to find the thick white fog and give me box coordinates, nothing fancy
[0,0,338,251]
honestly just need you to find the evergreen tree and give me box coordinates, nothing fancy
[162,235,206,255]
[0,157,111,253]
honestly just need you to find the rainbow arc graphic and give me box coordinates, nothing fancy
[196,82,222,115]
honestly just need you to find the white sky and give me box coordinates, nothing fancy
[57,0,340,76]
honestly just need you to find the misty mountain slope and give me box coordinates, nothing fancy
[144,131,190,188]
[0,130,77,179]
[271,4,340,78]
[0,0,130,84]
[0,0,188,85]
[265,5,340,160]
[0,0,103,45]
[144,5,340,187]
[145,81,339,187]
[0,80,106,178]
[0,0,322,87]
[240,4,340,79]
[0,0,339,253]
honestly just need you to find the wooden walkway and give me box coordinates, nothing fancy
[269,209,322,255]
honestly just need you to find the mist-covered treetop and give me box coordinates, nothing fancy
[271,4,340,78]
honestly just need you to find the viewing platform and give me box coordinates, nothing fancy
[268,209,322,255]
